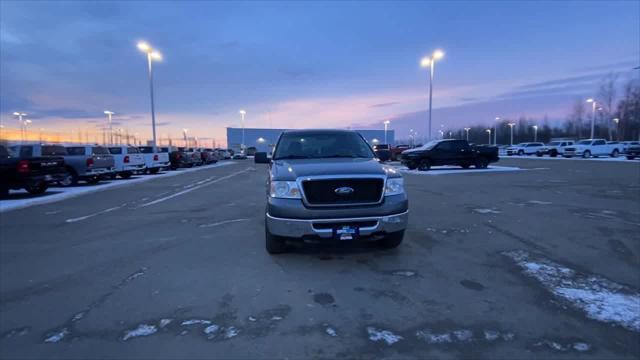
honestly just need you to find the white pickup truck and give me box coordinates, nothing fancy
[108,146,146,178]
[562,139,622,158]
[138,146,170,174]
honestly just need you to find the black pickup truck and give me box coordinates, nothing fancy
[400,139,499,171]
[0,144,67,198]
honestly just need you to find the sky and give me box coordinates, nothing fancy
[1,0,638,145]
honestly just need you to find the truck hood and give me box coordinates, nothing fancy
[271,158,389,181]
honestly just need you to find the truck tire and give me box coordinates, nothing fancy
[417,159,431,171]
[0,185,9,199]
[265,227,287,254]
[550,150,558,157]
[475,158,489,169]
[406,163,417,170]
[58,168,78,187]
[379,231,404,249]
[582,150,591,158]
[25,182,48,195]
[536,152,543,157]
[626,156,636,160]
[461,164,471,169]
[149,168,160,174]
[119,171,132,179]
[610,149,619,158]
[517,150,524,156]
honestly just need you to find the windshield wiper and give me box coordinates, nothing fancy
[273,155,310,160]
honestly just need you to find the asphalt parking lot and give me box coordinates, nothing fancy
[0,158,638,359]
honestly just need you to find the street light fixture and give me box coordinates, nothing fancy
[137,41,162,149]
[420,49,445,141]
[182,128,188,147]
[532,125,538,142]
[24,119,32,141]
[104,110,114,144]
[383,120,390,144]
[485,128,491,145]
[494,117,500,145]
[507,123,515,145]
[239,110,246,153]
[586,98,596,139]
[13,112,27,142]
[613,118,620,141]
[463,127,471,141]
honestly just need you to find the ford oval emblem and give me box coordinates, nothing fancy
[334,187,354,196]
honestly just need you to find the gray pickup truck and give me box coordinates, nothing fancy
[255,129,408,254]
[61,145,115,185]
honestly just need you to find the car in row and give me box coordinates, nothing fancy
[0,144,67,197]
[502,139,638,159]
[400,139,499,170]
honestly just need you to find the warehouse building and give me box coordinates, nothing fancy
[226,127,395,154]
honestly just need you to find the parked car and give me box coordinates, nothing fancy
[623,143,640,160]
[620,141,640,153]
[216,148,231,160]
[506,142,544,156]
[138,146,170,174]
[233,152,248,160]
[169,148,195,169]
[563,139,622,158]
[535,140,575,157]
[400,139,499,170]
[199,148,219,164]
[1,144,67,198]
[180,147,203,166]
[390,145,411,161]
[246,146,257,156]
[108,146,146,178]
[58,145,115,185]
[255,129,408,254]
[372,144,392,162]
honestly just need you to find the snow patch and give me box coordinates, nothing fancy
[416,330,453,344]
[527,200,552,205]
[473,208,501,214]
[367,326,403,345]
[397,165,523,176]
[391,270,417,277]
[44,328,69,343]
[122,324,157,341]
[325,327,338,337]
[203,324,220,338]
[504,250,640,332]
[199,218,249,228]
[159,319,173,328]
[224,326,239,339]
[181,319,212,326]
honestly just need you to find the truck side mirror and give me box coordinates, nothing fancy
[254,152,270,164]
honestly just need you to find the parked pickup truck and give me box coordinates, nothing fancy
[624,143,640,160]
[506,142,544,156]
[372,144,391,162]
[1,144,67,198]
[108,146,146,178]
[255,129,408,254]
[400,139,499,171]
[562,139,622,158]
[138,146,170,174]
[535,140,575,157]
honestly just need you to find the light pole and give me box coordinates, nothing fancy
[494,117,500,145]
[439,130,444,139]
[507,123,515,145]
[13,112,27,142]
[24,120,32,141]
[104,111,114,144]
[39,128,44,142]
[383,120,390,144]
[485,129,491,145]
[464,127,470,141]
[532,125,538,142]
[613,118,619,141]
[239,110,246,153]
[586,98,596,139]
[182,128,188,147]
[137,41,162,149]
[420,49,445,141]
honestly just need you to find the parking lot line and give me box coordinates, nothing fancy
[138,167,253,208]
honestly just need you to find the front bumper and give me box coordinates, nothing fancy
[266,211,408,239]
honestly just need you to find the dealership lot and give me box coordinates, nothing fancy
[0,158,638,359]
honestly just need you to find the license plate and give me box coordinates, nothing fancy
[334,225,359,241]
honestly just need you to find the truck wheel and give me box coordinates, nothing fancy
[58,168,78,187]
[610,149,619,158]
[379,231,404,249]
[0,185,9,199]
[406,163,417,170]
[119,172,132,179]
[475,158,489,169]
[149,168,160,174]
[626,156,636,160]
[265,228,287,254]
[550,150,558,157]
[25,182,48,195]
[582,150,591,158]
[517,150,524,156]
[417,159,431,171]
[536,152,543,157]
[461,164,471,169]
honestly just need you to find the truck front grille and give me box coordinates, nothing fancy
[301,178,384,206]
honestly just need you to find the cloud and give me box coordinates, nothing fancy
[370,102,400,108]
[155,121,172,127]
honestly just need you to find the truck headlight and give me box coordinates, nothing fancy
[270,181,301,199]
[384,178,405,196]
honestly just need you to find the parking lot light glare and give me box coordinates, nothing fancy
[137,42,151,52]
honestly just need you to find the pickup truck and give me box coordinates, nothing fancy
[1,144,67,198]
[12,144,114,186]
[562,139,622,158]
[535,140,575,157]
[624,143,640,160]
[108,146,146,178]
[372,144,391,162]
[255,129,408,254]
[400,139,499,171]
[506,142,544,156]
[138,146,170,174]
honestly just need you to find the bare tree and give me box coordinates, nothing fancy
[569,98,585,138]
[597,73,618,140]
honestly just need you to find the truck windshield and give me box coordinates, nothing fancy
[417,140,439,150]
[273,131,375,160]
[577,140,592,145]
